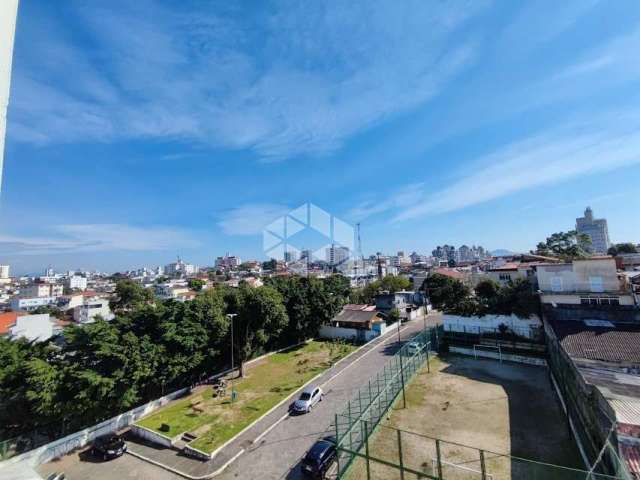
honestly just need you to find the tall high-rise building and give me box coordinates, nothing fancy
[576,207,611,254]
[0,265,9,279]
[326,245,350,267]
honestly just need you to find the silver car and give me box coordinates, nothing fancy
[292,386,324,414]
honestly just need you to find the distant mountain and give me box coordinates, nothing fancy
[490,249,518,257]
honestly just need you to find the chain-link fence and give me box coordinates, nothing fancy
[338,422,628,480]
[334,325,442,477]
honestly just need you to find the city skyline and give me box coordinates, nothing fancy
[1,1,640,273]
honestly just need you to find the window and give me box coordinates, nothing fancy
[499,274,511,281]
[551,277,563,292]
[589,276,604,293]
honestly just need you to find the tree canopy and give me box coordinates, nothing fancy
[532,230,592,259]
[607,243,639,256]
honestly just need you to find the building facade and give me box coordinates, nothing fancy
[576,207,611,254]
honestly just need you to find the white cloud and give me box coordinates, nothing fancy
[0,224,200,255]
[8,0,484,159]
[346,183,425,221]
[393,120,640,222]
[217,203,290,235]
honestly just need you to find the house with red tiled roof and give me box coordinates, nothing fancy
[0,311,19,336]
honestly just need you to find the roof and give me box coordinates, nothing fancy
[619,441,640,476]
[488,262,521,271]
[0,312,18,335]
[551,321,640,364]
[343,304,376,311]
[432,268,465,280]
[333,309,381,325]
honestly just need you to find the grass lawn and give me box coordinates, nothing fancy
[136,340,356,453]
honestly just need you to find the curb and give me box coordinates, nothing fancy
[127,448,245,480]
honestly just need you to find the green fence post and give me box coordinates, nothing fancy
[398,350,407,408]
[363,420,371,480]
[435,439,443,480]
[426,347,430,373]
[397,429,405,480]
[348,400,353,448]
[480,449,486,480]
[335,413,341,477]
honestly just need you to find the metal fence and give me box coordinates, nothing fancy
[337,422,628,480]
[333,323,632,480]
[334,325,442,478]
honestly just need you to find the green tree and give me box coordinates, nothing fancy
[110,279,154,313]
[533,230,592,259]
[387,308,400,325]
[232,286,288,377]
[607,243,639,256]
[188,278,205,291]
[424,273,470,313]
[262,259,277,271]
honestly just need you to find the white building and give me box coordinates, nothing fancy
[576,207,611,254]
[326,246,350,267]
[65,275,88,291]
[9,313,58,342]
[215,254,241,269]
[10,296,57,311]
[73,297,114,324]
[155,283,190,300]
[0,265,9,279]
[164,259,198,277]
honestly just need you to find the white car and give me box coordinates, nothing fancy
[404,341,422,356]
[291,386,324,414]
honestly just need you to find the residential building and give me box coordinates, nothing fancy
[318,304,385,343]
[375,291,426,320]
[457,245,472,263]
[155,283,191,300]
[326,245,350,267]
[215,254,241,270]
[537,257,639,323]
[164,258,198,277]
[576,207,611,254]
[7,313,58,341]
[73,297,114,324]
[0,264,9,280]
[284,250,298,262]
[65,275,88,291]
[20,282,63,298]
[486,262,536,286]
[10,296,57,311]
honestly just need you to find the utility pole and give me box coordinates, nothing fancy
[227,313,238,403]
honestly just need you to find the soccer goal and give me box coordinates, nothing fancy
[432,458,494,479]
[472,344,502,362]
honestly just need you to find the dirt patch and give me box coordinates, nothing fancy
[347,355,583,480]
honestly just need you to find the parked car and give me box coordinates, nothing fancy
[291,385,324,414]
[46,473,66,480]
[301,436,337,479]
[404,341,422,356]
[91,433,127,460]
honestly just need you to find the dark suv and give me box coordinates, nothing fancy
[301,436,337,479]
[91,434,127,460]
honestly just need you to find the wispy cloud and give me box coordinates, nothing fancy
[8,1,484,159]
[217,203,290,235]
[345,183,425,221]
[0,224,200,255]
[393,118,640,222]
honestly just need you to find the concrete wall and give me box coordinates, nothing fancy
[318,324,377,342]
[443,313,542,339]
[0,386,189,471]
[449,346,547,366]
[129,425,176,448]
[541,293,635,306]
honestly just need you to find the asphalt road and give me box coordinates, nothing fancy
[218,313,441,480]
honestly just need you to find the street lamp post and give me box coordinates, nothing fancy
[227,313,238,403]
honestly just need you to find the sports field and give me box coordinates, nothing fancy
[346,355,585,480]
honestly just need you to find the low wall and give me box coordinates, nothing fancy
[129,425,176,449]
[443,313,542,339]
[183,444,213,461]
[0,386,189,472]
[449,346,548,366]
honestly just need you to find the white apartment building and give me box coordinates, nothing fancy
[155,283,190,300]
[576,207,611,254]
[65,275,88,291]
[537,257,634,307]
[215,254,241,269]
[20,283,63,298]
[326,246,350,267]
[164,259,198,276]
[73,297,114,324]
[0,265,9,279]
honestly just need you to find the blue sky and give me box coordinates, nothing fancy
[1,0,640,274]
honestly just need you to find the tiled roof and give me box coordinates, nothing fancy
[551,321,640,364]
[0,312,18,335]
[620,442,640,477]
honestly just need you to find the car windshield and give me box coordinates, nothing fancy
[300,392,311,401]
